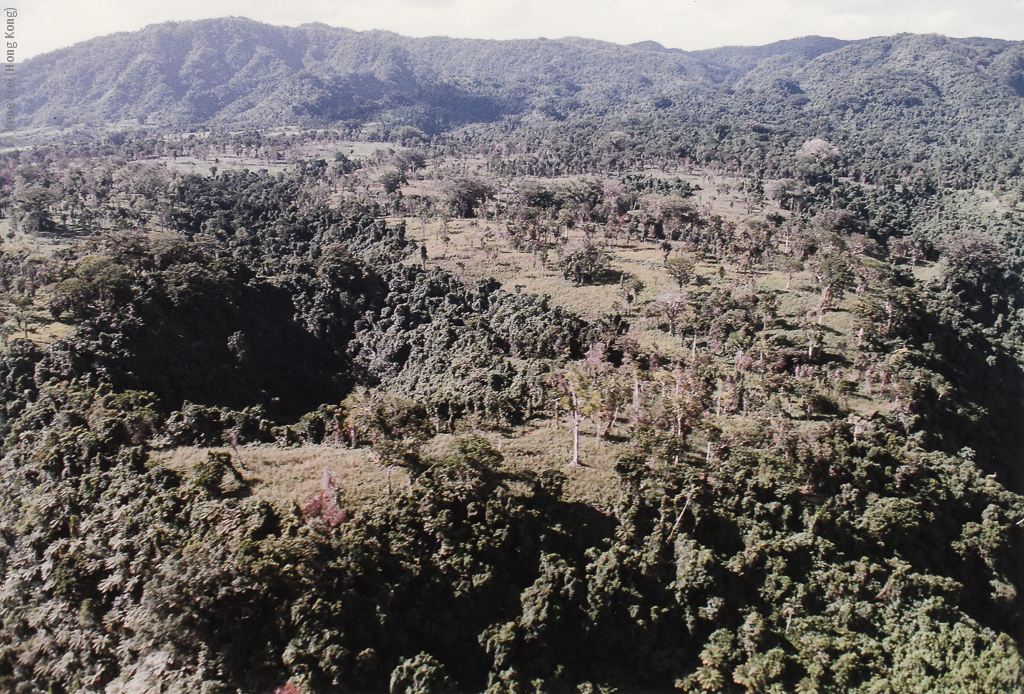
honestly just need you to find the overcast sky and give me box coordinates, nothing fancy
[13,0,1024,61]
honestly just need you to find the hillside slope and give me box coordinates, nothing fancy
[15,20,1024,134]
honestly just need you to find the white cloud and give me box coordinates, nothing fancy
[15,0,1024,61]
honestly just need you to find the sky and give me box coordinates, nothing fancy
[12,0,1024,61]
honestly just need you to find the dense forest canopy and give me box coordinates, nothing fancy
[0,18,1022,694]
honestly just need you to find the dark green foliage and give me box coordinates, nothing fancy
[163,402,274,446]
[443,177,495,219]
[190,450,246,496]
[390,653,453,694]
[558,240,611,285]
[43,228,390,420]
[380,170,408,196]
[285,404,347,446]
[343,388,433,468]
[438,433,503,470]
[352,266,592,428]
[50,256,133,319]
[65,249,353,418]
[166,167,408,265]
[665,254,695,288]
[1,340,1023,694]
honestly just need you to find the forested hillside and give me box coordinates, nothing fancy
[17,19,1024,191]
[0,19,1023,694]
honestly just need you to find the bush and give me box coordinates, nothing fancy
[390,653,454,694]
[558,240,610,285]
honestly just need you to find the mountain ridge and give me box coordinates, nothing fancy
[15,18,1024,134]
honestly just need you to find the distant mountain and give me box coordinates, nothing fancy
[14,19,1018,129]
[692,35,851,72]
[15,18,726,130]
[14,19,1024,187]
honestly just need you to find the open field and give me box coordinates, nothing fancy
[157,444,410,511]
[155,422,630,514]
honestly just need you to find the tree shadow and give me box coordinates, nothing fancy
[919,311,1024,494]
[590,267,625,286]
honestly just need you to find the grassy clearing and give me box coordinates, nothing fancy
[408,219,703,320]
[490,422,628,510]
[154,424,629,513]
[160,139,402,176]
[164,156,293,177]
[157,444,408,511]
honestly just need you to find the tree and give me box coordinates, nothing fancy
[548,363,600,467]
[391,126,426,147]
[664,254,695,288]
[389,653,453,694]
[49,256,134,320]
[796,138,841,185]
[764,178,804,211]
[653,291,689,336]
[773,255,803,291]
[380,169,407,196]
[649,362,712,453]
[585,342,627,439]
[444,176,495,218]
[342,388,434,469]
[809,252,856,323]
[394,149,427,173]
[618,272,644,312]
[11,182,56,233]
[558,241,609,285]
[942,231,1006,293]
